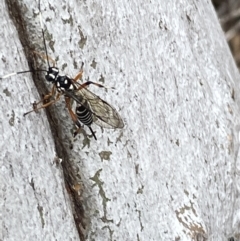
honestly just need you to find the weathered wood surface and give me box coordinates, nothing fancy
[1,0,240,240]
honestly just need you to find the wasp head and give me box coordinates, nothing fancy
[45,67,59,82]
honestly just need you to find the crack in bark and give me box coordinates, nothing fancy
[5,1,86,240]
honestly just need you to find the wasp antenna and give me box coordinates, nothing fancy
[0,72,18,79]
[0,69,47,80]
[38,0,50,69]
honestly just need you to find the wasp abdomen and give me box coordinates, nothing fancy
[75,105,97,139]
[76,105,93,126]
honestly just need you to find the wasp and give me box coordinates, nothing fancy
[63,70,124,139]
[0,0,124,140]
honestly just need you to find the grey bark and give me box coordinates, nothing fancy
[1,0,240,241]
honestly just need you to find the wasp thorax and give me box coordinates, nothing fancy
[56,75,74,92]
[45,67,59,82]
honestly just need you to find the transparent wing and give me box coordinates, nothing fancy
[64,87,124,129]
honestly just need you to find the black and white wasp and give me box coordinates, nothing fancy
[0,0,124,140]
[63,74,124,139]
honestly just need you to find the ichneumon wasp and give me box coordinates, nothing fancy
[0,0,124,140]
[63,68,125,139]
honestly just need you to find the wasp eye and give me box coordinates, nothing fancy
[45,74,50,81]
[45,74,54,82]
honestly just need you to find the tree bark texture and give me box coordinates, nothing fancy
[1,0,240,241]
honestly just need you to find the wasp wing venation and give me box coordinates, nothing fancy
[80,88,124,129]
[64,87,124,129]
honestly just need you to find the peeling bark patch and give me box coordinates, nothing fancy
[184,189,189,196]
[8,110,15,126]
[48,40,55,53]
[61,14,73,26]
[99,151,112,161]
[42,29,55,53]
[78,27,87,49]
[72,127,92,149]
[2,55,7,62]
[73,58,78,70]
[90,59,97,69]
[230,233,240,241]
[62,62,67,71]
[82,136,91,148]
[107,137,113,146]
[37,204,45,228]
[78,129,91,148]
[90,169,112,223]
[3,88,11,97]
[137,185,144,194]
[99,74,105,84]
[45,17,51,23]
[116,131,123,143]
[175,139,180,146]
[175,203,206,238]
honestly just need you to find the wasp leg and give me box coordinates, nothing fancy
[73,62,84,82]
[23,91,61,116]
[24,85,57,116]
[65,96,82,137]
[65,97,80,125]
[32,85,57,108]
[72,62,113,90]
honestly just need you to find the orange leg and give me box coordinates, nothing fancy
[23,93,62,116]
[73,62,84,82]
[23,86,61,116]
[72,62,113,91]
[33,85,57,106]
[65,97,80,127]
[64,96,83,137]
